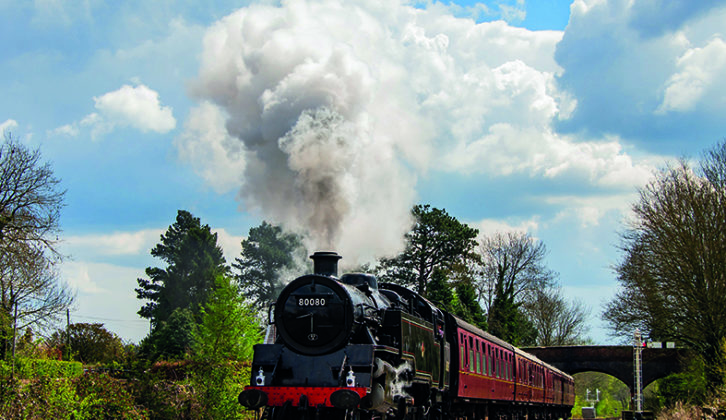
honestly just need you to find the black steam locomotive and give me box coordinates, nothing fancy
[238,252,574,420]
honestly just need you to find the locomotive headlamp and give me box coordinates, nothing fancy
[346,368,356,387]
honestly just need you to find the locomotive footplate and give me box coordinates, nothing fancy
[242,386,368,408]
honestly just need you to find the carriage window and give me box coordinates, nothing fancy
[509,356,512,381]
[460,333,466,370]
[497,350,501,378]
[485,350,489,375]
[470,337,475,372]
[504,355,509,380]
[476,340,484,373]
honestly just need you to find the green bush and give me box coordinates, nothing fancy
[0,358,83,379]
[0,360,10,377]
[120,361,198,419]
[0,357,257,419]
[10,357,84,379]
[0,373,147,419]
[654,357,708,407]
[74,373,147,419]
[595,395,624,417]
[25,376,81,419]
[190,360,253,420]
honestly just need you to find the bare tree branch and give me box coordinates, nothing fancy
[0,134,70,359]
[604,140,726,388]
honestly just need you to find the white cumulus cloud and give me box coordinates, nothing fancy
[62,261,106,294]
[555,0,726,142]
[53,83,177,139]
[472,217,540,238]
[657,37,726,113]
[175,102,246,194]
[93,84,176,133]
[64,229,164,258]
[1,119,18,134]
[213,228,244,265]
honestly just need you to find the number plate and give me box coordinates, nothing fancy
[297,297,328,307]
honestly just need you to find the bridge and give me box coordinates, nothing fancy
[522,346,691,390]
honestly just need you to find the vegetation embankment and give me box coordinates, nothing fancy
[0,358,255,419]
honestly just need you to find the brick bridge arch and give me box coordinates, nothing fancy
[522,346,690,390]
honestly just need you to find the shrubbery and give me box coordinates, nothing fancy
[0,373,146,419]
[0,357,83,379]
[0,360,256,420]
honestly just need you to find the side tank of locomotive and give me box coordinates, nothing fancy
[238,252,402,415]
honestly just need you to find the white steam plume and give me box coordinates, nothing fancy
[189,2,423,262]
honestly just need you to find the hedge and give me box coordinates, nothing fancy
[0,358,83,379]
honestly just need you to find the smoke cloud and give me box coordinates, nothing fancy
[182,0,654,262]
[187,1,426,261]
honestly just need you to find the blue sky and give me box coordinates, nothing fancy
[2,0,725,344]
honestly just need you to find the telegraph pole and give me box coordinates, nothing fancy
[66,308,71,360]
[11,301,18,378]
[633,330,644,417]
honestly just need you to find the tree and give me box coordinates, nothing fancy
[378,204,479,296]
[190,275,262,419]
[0,135,65,254]
[0,243,73,360]
[0,135,70,360]
[138,307,196,360]
[475,232,555,344]
[427,267,488,330]
[427,268,457,314]
[523,286,590,346]
[455,279,488,330]
[475,232,556,316]
[193,275,262,361]
[136,210,228,327]
[488,288,537,346]
[572,372,631,418]
[604,141,726,389]
[48,323,125,364]
[233,221,304,311]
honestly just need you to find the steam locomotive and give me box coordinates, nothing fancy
[238,252,574,420]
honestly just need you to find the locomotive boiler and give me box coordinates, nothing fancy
[238,252,573,420]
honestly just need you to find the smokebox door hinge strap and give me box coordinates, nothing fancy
[270,352,283,384]
[338,354,349,387]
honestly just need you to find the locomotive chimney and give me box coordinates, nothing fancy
[310,251,342,277]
